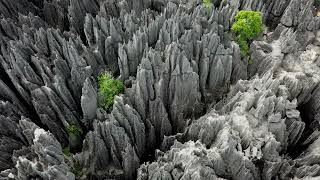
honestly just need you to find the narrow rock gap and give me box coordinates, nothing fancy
[287,103,316,159]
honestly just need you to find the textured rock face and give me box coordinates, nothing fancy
[1,118,75,180]
[0,0,319,179]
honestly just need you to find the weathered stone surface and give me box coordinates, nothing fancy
[81,78,98,122]
[138,140,259,180]
[2,119,75,180]
[77,118,140,179]
[0,0,40,20]
[0,0,320,179]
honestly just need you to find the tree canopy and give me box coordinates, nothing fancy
[231,10,263,57]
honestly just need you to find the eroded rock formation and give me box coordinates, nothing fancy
[0,0,319,179]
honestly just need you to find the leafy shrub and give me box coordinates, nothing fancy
[203,0,212,9]
[98,72,124,110]
[231,10,263,57]
[67,123,83,137]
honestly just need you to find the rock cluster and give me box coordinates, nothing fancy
[0,0,319,179]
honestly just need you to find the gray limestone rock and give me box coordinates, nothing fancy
[75,96,143,179]
[0,0,320,179]
[138,140,258,180]
[81,78,98,122]
[4,119,75,180]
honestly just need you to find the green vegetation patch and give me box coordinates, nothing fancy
[231,10,263,57]
[67,123,83,137]
[63,146,72,156]
[72,161,85,178]
[98,72,125,110]
[203,0,212,9]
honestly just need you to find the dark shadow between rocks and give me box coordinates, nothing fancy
[287,103,317,159]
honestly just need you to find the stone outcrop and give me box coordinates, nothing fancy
[0,0,319,179]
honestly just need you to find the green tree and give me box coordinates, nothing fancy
[231,10,263,57]
[98,72,124,110]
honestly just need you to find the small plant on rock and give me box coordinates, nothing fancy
[203,0,212,9]
[72,161,85,178]
[67,123,83,137]
[63,146,71,156]
[231,10,263,57]
[98,72,124,110]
